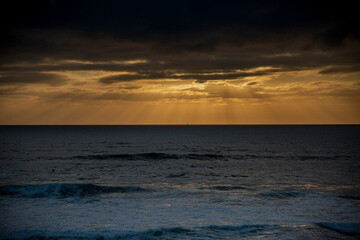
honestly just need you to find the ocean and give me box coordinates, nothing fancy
[0,125,359,239]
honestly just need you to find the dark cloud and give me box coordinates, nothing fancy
[119,85,142,90]
[98,69,281,84]
[1,50,358,74]
[0,86,20,95]
[0,0,359,85]
[310,26,351,50]
[0,72,67,86]
[319,65,360,74]
[247,82,258,86]
[3,1,356,37]
[3,1,358,51]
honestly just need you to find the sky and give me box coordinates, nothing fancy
[0,0,359,124]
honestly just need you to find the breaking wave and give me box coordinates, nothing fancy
[2,223,355,239]
[317,222,360,235]
[0,224,273,240]
[0,183,151,198]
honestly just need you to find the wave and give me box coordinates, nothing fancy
[317,222,360,235]
[258,191,304,199]
[340,195,360,201]
[0,225,273,240]
[0,183,151,198]
[4,224,352,239]
[204,224,269,232]
[72,152,355,161]
[73,152,225,161]
[206,185,247,191]
[166,173,187,178]
[74,152,178,160]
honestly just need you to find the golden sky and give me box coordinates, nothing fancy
[1,1,359,124]
[1,63,359,124]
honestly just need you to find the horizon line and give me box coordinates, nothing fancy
[0,124,359,126]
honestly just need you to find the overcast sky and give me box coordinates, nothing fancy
[1,1,359,124]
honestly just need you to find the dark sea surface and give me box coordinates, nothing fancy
[0,125,359,239]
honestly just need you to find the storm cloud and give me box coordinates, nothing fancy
[1,1,359,125]
[1,0,359,84]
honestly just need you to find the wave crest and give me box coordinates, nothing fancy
[0,183,150,198]
[317,222,360,235]
[206,185,247,191]
[74,152,225,161]
[0,225,272,240]
[258,191,304,199]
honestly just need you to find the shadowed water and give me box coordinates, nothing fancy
[0,125,359,239]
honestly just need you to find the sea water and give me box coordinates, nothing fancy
[0,125,359,239]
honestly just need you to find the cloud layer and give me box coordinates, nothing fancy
[0,1,359,124]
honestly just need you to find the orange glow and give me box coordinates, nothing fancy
[0,67,359,124]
